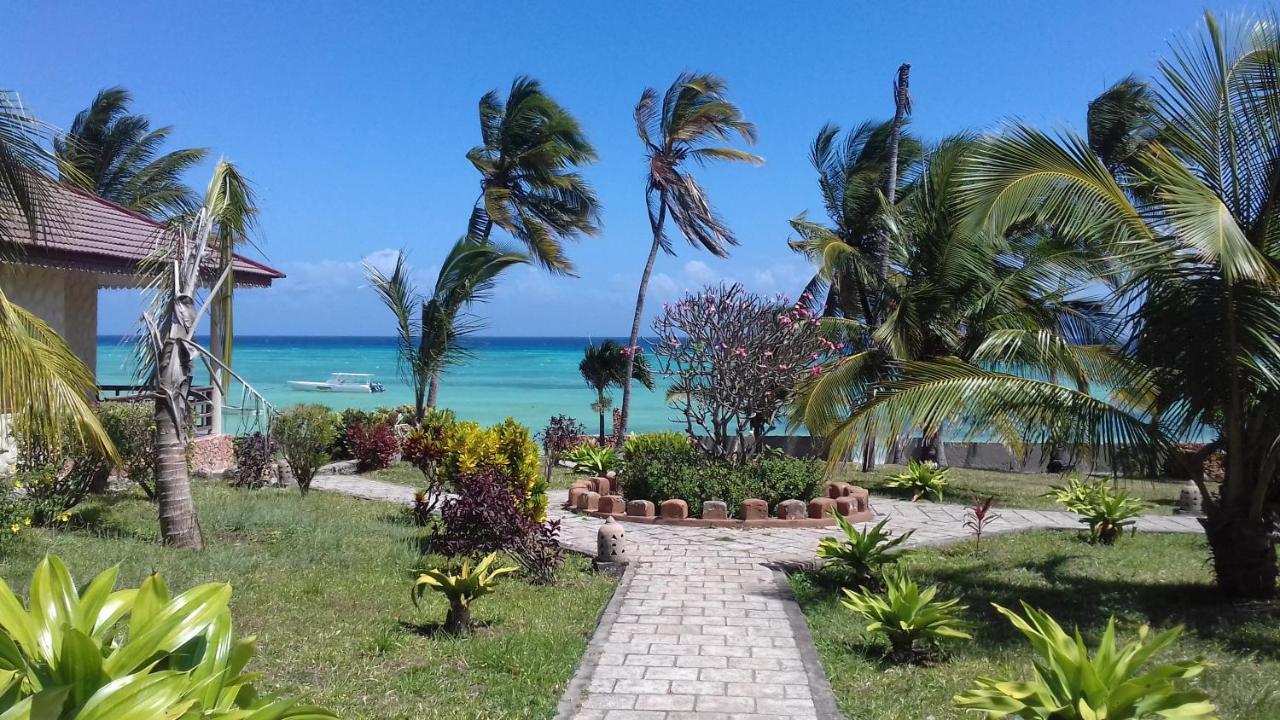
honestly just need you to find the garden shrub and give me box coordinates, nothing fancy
[347,421,400,472]
[842,569,972,663]
[95,400,156,498]
[445,417,546,521]
[272,403,338,494]
[0,555,337,718]
[402,409,456,515]
[954,603,1216,719]
[817,515,912,586]
[885,460,950,502]
[413,552,516,635]
[12,417,110,524]
[622,443,823,517]
[331,407,376,459]
[232,431,275,488]
[435,467,563,582]
[538,415,586,482]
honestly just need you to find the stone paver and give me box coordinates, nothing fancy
[313,475,1202,720]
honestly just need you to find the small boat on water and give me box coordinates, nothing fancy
[287,373,385,393]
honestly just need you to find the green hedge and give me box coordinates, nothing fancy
[621,433,823,516]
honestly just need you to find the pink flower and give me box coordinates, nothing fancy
[811,353,820,360]
[764,351,773,359]
[810,366,823,376]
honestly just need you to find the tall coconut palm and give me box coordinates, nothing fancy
[825,12,1280,598]
[53,87,206,220]
[579,340,653,443]
[616,72,762,444]
[367,240,529,422]
[0,89,113,457]
[465,76,600,275]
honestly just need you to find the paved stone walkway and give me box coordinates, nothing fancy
[311,474,1202,720]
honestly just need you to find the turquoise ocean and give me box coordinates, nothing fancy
[96,336,677,434]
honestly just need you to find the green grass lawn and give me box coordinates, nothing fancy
[0,483,615,719]
[791,532,1279,720]
[372,461,581,490]
[834,463,1184,513]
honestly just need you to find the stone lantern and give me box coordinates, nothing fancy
[594,516,628,574]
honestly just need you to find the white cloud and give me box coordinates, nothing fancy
[682,259,717,283]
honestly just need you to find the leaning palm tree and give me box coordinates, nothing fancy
[203,161,258,419]
[465,76,600,274]
[616,72,762,444]
[0,90,113,457]
[53,87,207,220]
[579,340,653,443]
[367,240,529,422]
[825,12,1280,598]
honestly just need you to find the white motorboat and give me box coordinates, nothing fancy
[287,373,385,393]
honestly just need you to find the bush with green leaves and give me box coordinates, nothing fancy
[1046,477,1148,544]
[621,433,821,516]
[954,603,1216,719]
[232,431,275,489]
[565,445,621,475]
[12,417,110,525]
[841,569,972,663]
[885,460,950,502]
[817,514,912,586]
[272,403,338,494]
[413,552,516,635]
[95,401,157,498]
[0,555,336,719]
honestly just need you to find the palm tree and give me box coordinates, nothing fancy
[203,161,258,425]
[0,90,113,458]
[465,76,600,274]
[793,138,1121,466]
[367,240,529,422]
[824,12,1280,598]
[616,72,762,445]
[579,340,653,443]
[53,87,207,220]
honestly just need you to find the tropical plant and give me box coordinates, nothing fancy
[272,403,338,494]
[579,340,653,443]
[565,445,620,476]
[0,555,336,718]
[366,241,528,421]
[13,416,110,524]
[963,496,1000,553]
[954,603,1216,719]
[465,76,600,273]
[1044,476,1109,513]
[828,11,1280,598]
[96,401,156,498]
[139,175,266,548]
[346,421,400,472]
[817,514,912,585]
[231,431,274,489]
[413,552,517,635]
[654,284,825,460]
[617,72,762,443]
[53,86,207,219]
[0,90,114,461]
[538,414,586,485]
[201,161,259,415]
[1079,489,1147,545]
[841,569,971,663]
[402,408,458,516]
[885,460,951,502]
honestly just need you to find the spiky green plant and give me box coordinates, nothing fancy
[0,555,335,719]
[564,445,620,476]
[885,460,951,502]
[955,603,1216,719]
[1043,476,1108,514]
[1078,490,1147,545]
[841,569,971,662]
[413,552,516,635]
[817,514,912,586]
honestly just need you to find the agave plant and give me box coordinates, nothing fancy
[0,555,335,718]
[955,603,1216,719]
[817,514,912,586]
[884,460,950,502]
[841,569,971,663]
[412,552,516,635]
[1079,490,1147,545]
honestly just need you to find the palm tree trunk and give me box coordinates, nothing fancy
[1203,514,1277,598]
[597,390,608,445]
[618,211,665,447]
[154,389,202,549]
[426,370,440,410]
[880,63,911,295]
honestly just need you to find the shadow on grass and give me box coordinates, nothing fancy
[397,618,497,639]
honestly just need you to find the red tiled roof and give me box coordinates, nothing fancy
[0,180,284,287]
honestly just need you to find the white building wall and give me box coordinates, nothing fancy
[0,264,98,371]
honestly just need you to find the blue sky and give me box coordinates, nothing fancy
[4,1,1268,336]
